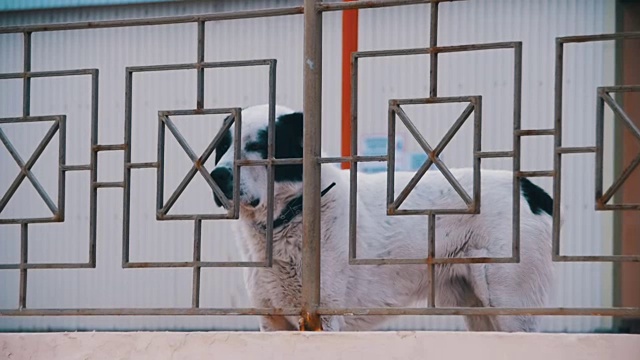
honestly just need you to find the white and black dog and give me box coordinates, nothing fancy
[211,104,553,332]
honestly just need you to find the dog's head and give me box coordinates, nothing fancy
[210,104,304,212]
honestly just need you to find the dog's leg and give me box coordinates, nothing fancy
[320,315,344,331]
[466,260,545,332]
[435,264,500,331]
[259,315,297,331]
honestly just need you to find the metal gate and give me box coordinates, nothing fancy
[0,0,638,331]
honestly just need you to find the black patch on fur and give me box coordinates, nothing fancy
[252,112,304,182]
[520,178,553,216]
[214,114,233,165]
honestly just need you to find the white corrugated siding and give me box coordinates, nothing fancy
[0,0,616,332]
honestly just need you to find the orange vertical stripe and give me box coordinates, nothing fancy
[341,1,358,169]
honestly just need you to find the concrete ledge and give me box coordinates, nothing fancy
[1,331,639,360]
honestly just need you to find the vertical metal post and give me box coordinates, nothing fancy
[196,21,205,110]
[512,42,522,262]
[427,214,435,307]
[429,2,438,97]
[552,40,564,259]
[192,218,202,308]
[23,32,31,117]
[19,223,28,309]
[301,0,323,331]
[122,69,133,266]
[19,32,32,310]
[89,71,99,266]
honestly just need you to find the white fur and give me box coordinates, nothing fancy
[213,104,553,332]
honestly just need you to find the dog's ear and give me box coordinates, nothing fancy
[215,114,233,165]
[275,112,304,149]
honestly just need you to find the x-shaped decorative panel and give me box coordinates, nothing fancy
[387,97,481,216]
[0,115,65,223]
[156,108,241,220]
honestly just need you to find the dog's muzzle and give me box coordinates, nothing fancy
[210,167,233,207]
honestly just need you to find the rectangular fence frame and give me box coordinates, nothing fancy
[0,0,639,327]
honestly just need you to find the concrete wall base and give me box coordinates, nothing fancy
[2,331,640,360]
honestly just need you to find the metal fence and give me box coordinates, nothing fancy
[0,0,638,330]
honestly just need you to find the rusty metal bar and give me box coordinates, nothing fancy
[598,204,640,211]
[350,256,517,266]
[554,255,640,263]
[94,181,125,188]
[0,262,93,270]
[156,115,166,217]
[511,41,523,263]
[601,91,640,142]
[236,158,303,166]
[0,308,302,316]
[349,49,360,262]
[429,1,438,97]
[319,155,387,164]
[558,146,597,154]
[0,115,64,123]
[318,0,463,12]
[427,214,435,307]
[128,60,274,73]
[2,307,638,317]
[124,261,271,268]
[18,223,28,309]
[595,92,605,206]
[0,217,62,225]
[192,218,202,308]
[558,31,640,44]
[159,108,246,116]
[317,307,640,317]
[0,7,305,34]
[156,214,235,221]
[196,21,205,110]
[515,129,555,136]
[600,84,640,92]
[472,96,482,214]
[517,171,554,178]
[127,162,159,169]
[386,104,397,218]
[391,208,490,216]
[476,151,513,158]
[22,32,31,117]
[301,0,323,331]
[62,164,91,171]
[552,39,564,259]
[122,69,134,266]
[0,68,97,80]
[600,153,640,206]
[353,41,521,59]
[232,108,242,219]
[94,144,125,151]
[264,61,278,266]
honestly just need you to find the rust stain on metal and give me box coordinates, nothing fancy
[299,311,323,331]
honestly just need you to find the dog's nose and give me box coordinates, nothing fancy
[211,167,233,188]
[211,167,233,207]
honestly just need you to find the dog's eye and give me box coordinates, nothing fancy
[245,142,265,153]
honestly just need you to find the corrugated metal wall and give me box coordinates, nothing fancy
[0,0,617,332]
